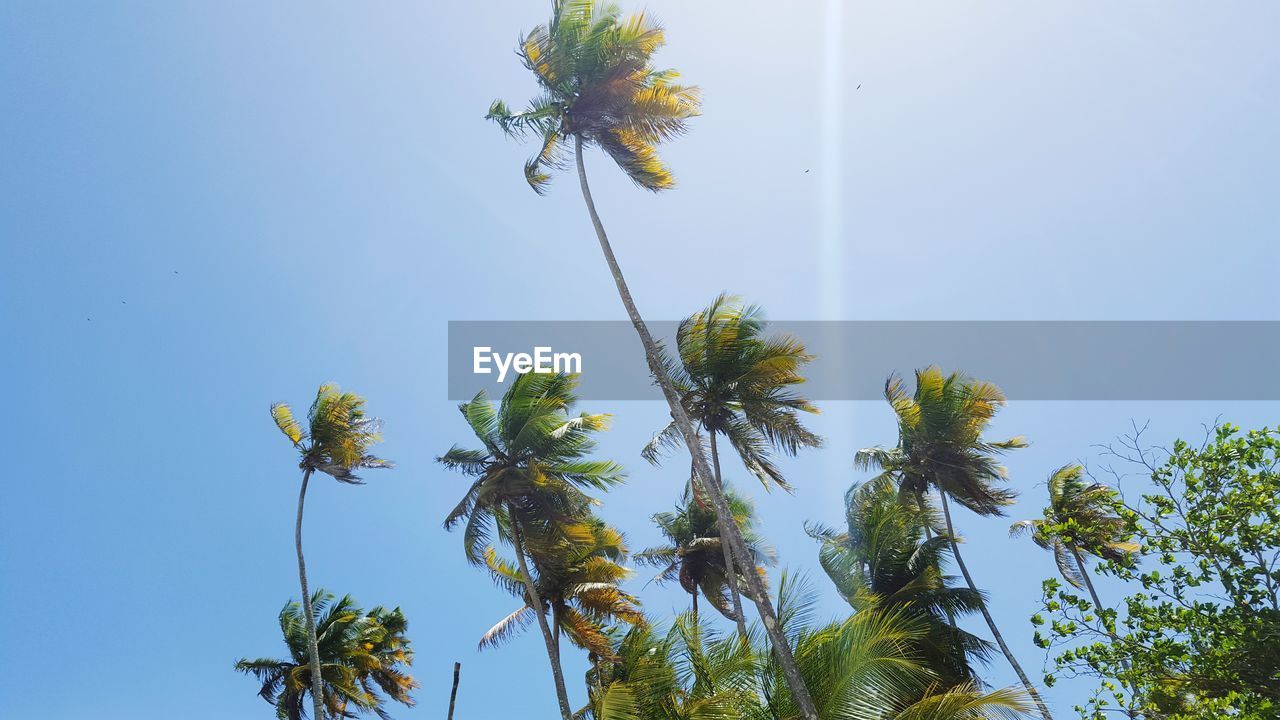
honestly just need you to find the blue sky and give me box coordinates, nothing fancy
[1,2,1277,718]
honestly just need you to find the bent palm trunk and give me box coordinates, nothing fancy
[508,504,574,720]
[939,492,1054,720]
[574,137,820,720]
[294,469,327,720]
[709,432,749,638]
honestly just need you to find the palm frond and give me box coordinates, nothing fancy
[271,403,305,445]
[478,605,535,651]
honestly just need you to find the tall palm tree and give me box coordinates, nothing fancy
[634,482,776,626]
[486,4,819,716]
[808,476,995,689]
[642,294,821,636]
[437,372,624,720]
[479,517,643,662]
[855,367,1054,720]
[235,590,418,720]
[271,385,393,720]
[1009,464,1137,604]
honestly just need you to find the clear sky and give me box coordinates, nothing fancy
[1,2,1277,718]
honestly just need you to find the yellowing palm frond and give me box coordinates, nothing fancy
[271,403,305,445]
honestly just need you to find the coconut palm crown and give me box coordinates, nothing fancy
[271,384,393,483]
[634,482,777,623]
[1010,464,1138,589]
[235,591,418,720]
[643,294,822,491]
[855,367,1026,516]
[480,518,643,659]
[438,372,625,564]
[486,0,701,194]
[808,477,995,688]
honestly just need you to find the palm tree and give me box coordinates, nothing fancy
[437,372,625,720]
[271,385,393,720]
[586,577,1033,720]
[235,590,418,720]
[1009,464,1137,605]
[808,476,995,689]
[478,516,643,662]
[855,367,1054,720]
[588,617,760,720]
[486,4,819,716]
[642,294,821,636]
[634,482,777,626]
[1011,464,1139,717]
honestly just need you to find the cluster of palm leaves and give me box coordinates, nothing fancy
[236,591,416,720]
[480,516,644,660]
[808,476,995,689]
[634,482,776,626]
[581,577,1030,720]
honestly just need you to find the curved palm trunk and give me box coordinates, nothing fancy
[507,503,574,720]
[939,493,1054,720]
[574,137,820,720]
[708,432,749,638]
[294,469,327,720]
[1072,548,1137,719]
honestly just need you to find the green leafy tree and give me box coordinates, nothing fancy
[586,617,754,720]
[486,3,818,715]
[809,476,995,688]
[1034,424,1280,719]
[270,385,393,720]
[635,482,777,625]
[855,367,1052,720]
[438,372,625,720]
[642,294,821,636]
[235,591,417,720]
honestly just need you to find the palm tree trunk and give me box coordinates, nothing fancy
[508,503,574,720]
[691,588,699,625]
[574,136,820,720]
[1072,548,1137,719]
[709,431,749,638]
[294,469,327,720]
[939,492,1054,720]
[920,488,964,673]
[447,662,461,720]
